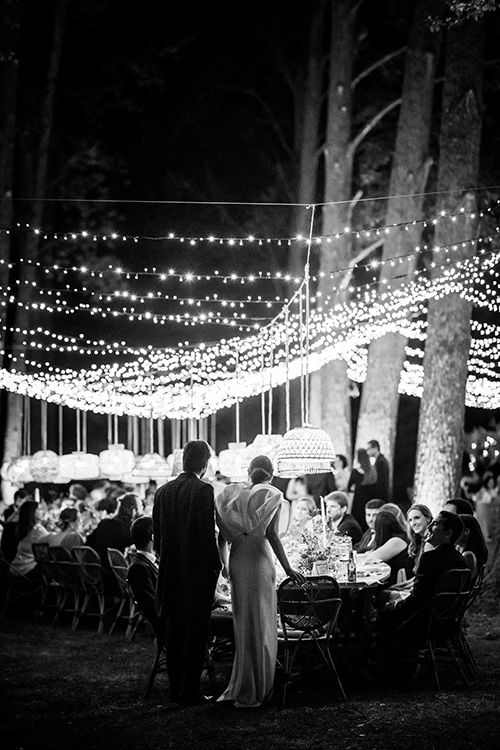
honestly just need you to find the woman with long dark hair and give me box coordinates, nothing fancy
[363,509,411,585]
[349,448,378,531]
[10,501,47,578]
[407,504,433,574]
[216,455,303,708]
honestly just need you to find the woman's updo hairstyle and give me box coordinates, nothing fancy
[58,507,78,531]
[248,455,274,485]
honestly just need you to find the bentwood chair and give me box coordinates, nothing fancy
[107,548,141,638]
[72,546,114,634]
[416,568,472,691]
[277,575,346,706]
[32,542,61,619]
[47,546,83,627]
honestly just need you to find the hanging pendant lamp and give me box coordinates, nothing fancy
[274,206,335,478]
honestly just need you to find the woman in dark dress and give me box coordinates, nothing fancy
[349,448,378,531]
[363,509,411,586]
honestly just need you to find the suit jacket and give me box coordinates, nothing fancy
[336,513,362,545]
[127,552,160,635]
[392,543,467,628]
[153,472,221,622]
[374,454,390,501]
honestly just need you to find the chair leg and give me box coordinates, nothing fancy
[427,638,441,691]
[97,593,106,635]
[109,597,126,635]
[52,589,67,628]
[142,645,162,701]
[74,593,89,630]
[325,644,347,702]
[446,639,470,689]
[459,632,478,679]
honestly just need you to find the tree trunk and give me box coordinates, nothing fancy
[414,18,485,516]
[289,0,326,277]
[0,0,20,318]
[2,0,68,466]
[355,0,440,479]
[313,0,355,459]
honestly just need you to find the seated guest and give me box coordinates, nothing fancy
[381,503,408,534]
[407,504,433,574]
[383,511,467,639]
[325,491,362,545]
[363,509,411,585]
[127,516,160,636]
[355,498,385,553]
[284,475,309,502]
[43,508,85,550]
[456,514,488,581]
[1,489,28,563]
[444,497,474,515]
[10,501,47,580]
[287,496,316,537]
[87,493,139,592]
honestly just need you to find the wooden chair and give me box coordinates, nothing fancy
[47,546,82,627]
[71,546,113,634]
[107,548,141,638]
[277,575,346,706]
[416,568,472,691]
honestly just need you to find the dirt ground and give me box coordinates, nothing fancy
[1,606,500,750]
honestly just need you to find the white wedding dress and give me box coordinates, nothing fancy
[216,482,284,708]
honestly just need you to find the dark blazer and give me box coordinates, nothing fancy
[356,528,376,553]
[153,472,221,623]
[374,454,390,501]
[391,543,467,629]
[336,513,363,545]
[127,552,160,636]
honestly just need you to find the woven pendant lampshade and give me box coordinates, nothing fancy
[30,450,60,483]
[275,425,335,478]
[4,456,33,485]
[59,452,100,480]
[132,452,171,483]
[99,444,136,480]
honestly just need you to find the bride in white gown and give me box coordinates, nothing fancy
[216,455,304,708]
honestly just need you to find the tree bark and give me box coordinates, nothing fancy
[2,0,68,467]
[288,0,326,277]
[355,0,440,480]
[312,0,355,459]
[414,17,485,515]
[0,0,20,315]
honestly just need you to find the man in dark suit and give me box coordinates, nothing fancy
[324,491,362,545]
[383,510,467,639]
[355,498,385,552]
[367,439,390,501]
[127,516,160,636]
[153,440,221,705]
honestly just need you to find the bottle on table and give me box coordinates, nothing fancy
[347,549,357,583]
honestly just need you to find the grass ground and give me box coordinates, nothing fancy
[2,606,500,750]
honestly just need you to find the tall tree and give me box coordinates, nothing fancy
[414,15,485,514]
[1,0,68,467]
[355,0,440,477]
[309,0,357,459]
[0,0,20,319]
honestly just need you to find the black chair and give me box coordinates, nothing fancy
[0,550,43,621]
[32,542,61,618]
[107,548,141,638]
[72,546,114,634]
[277,575,346,706]
[47,546,82,627]
[416,568,472,691]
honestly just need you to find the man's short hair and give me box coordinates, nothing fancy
[69,483,87,501]
[183,440,211,473]
[325,491,349,509]
[131,516,153,550]
[366,498,385,510]
[445,498,474,515]
[335,454,348,469]
[96,496,117,514]
[368,440,380,452]
[438,510,465,544]
[13,488,28,503]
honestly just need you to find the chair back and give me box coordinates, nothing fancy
[429,568,472,633]
[72,546,104,589]
[107,548,129,594]
[48,545,80,588]
[32,542,50,562]
[278,576,341,634]
[465,563,486,613]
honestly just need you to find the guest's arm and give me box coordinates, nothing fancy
[266,511,304,584]
[365,536,407,562]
